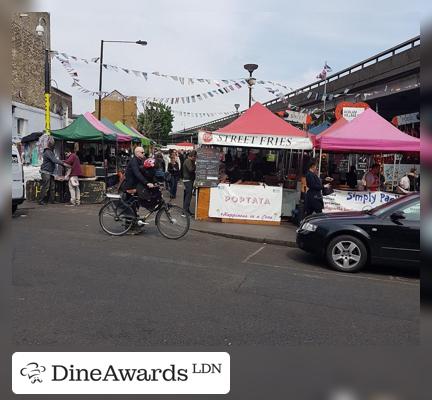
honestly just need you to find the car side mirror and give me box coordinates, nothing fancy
[390,211,405,222]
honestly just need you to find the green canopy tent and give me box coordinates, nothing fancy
[51,114,130,142]
[114,121,152,146]
[101,118,141,144]
[129,125,155,146]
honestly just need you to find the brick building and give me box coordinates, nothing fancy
[11,12,72,142]
[94,90,138,129]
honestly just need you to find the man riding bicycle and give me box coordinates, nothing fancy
[100,146,191,238]
[123,147,161,210]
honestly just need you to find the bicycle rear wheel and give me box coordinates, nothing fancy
[99,199,135,236]
[155,205,190,239]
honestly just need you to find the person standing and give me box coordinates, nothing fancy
[167,152,181,199]
[39,139,70,205]
[178,150,185,179]
[407,167,418,191]
[304,161,324,216]
[154,152,166,184]
[182,150,197,215]
[346,165,358,189]
[362,164,380,191]
[64,148,83,206]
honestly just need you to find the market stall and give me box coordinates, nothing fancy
[52,112,131,178]
[196,102,313,225]
[167,142,195,152]
[314,108,420,212]
[114,120,152,147]
[25,113,133,203]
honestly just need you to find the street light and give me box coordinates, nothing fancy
[35,17,51,133]
[244,63,258,108]
[97,39,147,183]
[97,40,147,120]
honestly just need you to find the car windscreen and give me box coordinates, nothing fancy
[371,194,417,217]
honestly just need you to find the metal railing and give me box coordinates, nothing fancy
[174,35,420,135]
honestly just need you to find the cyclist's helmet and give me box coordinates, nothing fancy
[143,158,156,169]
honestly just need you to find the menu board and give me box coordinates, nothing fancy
[338,159,349,173]
[195,146,220,187]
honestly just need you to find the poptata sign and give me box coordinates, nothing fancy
[209,184,283,221]
[323,190,399,213]
[198,131,312,150]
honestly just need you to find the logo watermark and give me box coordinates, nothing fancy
[13,352,230,394]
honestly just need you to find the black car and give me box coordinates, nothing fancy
[296,193,420,272]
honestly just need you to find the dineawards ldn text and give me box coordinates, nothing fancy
[52,364,190,382]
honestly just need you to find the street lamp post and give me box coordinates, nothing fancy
[97,40,147,120]
[244,64,258,108]
[35,18,51,133]
[97,39,147,183]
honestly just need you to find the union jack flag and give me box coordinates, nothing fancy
[316,61,332,80]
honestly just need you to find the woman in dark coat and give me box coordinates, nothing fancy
[305,161,324,216]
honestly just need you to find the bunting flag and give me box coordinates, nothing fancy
[169,109,237,118]
[51,50,291,89]
[55,54,248,103]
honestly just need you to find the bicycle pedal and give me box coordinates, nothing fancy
[137,220,149,226]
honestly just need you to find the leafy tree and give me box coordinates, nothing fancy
[137,102,174,145]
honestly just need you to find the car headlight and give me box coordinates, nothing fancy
[301,222,317,232]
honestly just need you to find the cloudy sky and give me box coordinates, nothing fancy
[33,0,422,131]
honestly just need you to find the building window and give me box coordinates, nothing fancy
[17,118,27,138]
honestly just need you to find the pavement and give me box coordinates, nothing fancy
[190,219,297,247]
[12,202,419,346]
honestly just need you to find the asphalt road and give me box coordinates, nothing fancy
[12,203,419,346]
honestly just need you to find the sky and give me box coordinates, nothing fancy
[33,0,423,132]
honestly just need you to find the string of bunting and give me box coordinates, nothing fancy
[55,55,251,102]
[55,52,415,121]
[171,109,236,118]
[54,55,108,96]
[52,50,291,89]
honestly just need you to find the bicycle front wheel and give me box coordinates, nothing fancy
[99,199,135,236]
[155,205,190,239]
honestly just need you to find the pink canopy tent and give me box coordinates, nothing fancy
[84,112,131,142]
[310,117,348,147]
[217,102,308,137]
[199,102,312,150]
[315,109,420,152]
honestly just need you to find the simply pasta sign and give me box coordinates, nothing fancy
[198,131,312,150]
[209,184,283,221]
[323,190,399,213]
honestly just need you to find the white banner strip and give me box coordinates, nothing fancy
[323,190,399,213]
[198,131,313,150]
[209,184,283,221]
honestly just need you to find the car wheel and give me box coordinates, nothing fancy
[326,235,367,272]
[12,204,17,214]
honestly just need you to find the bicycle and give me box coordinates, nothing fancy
[98,185,190,239]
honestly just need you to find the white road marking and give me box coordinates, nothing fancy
[242,246,266,264]
[245,261,419,287]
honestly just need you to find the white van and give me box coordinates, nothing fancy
[12,144,25,213]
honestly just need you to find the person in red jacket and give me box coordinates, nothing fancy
[64,148,83,206]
